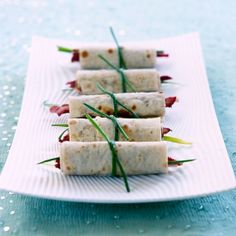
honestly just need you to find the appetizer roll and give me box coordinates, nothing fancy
[79,45,156,69]
[60,141,168,175]
[69,117,162,142]
[69,92,165,118]
[73,69,160,94]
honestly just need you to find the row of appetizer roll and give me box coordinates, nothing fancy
[40,28,193,192]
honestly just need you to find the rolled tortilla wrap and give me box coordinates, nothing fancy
[60,141,168,175]
[75,69,160,94]
[79,45,156,69]
[69,117,162,141]
[69,92,165,118]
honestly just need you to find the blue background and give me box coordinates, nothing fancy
[0,0,236,235]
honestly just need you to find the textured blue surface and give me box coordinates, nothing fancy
[0,0,236,235]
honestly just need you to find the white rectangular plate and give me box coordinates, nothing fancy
[0,33,235,203]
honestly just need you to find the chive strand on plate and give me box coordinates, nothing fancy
[162,135,192,145]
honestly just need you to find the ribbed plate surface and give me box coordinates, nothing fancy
[0,33,235,203]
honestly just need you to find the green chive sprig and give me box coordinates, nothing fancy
[86,114,130,192]
[97,84,139,118]
[109,27,127,69]
[168,159,195,165]
[57,46,73,53]
[58,128,69,142]
[83,103,129,141]
[37,157,60,165]
[163,136,192,145]
[98,54,136,93]
[52,124,69,142]
[52,124,69,127]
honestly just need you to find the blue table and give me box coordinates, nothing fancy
[0,0,236,235]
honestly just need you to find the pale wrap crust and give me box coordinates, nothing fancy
[75,69,160,94]
[60,141,168,176]
[69,92,165,118]
[69,117,162,142]
[79,45,156,69]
